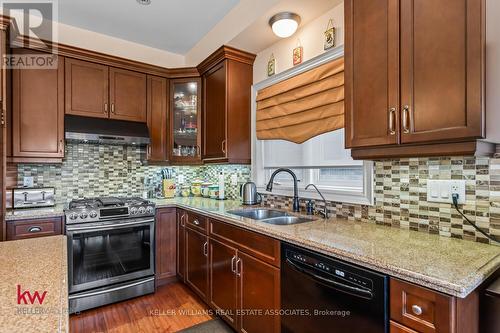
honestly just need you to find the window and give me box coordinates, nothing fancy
[252,49,373,205]
[255,129,373,205]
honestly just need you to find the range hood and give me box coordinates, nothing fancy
[65,115,150,146]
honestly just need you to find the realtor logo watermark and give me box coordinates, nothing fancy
[1,0,58,69]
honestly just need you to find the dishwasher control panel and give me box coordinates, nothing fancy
[287,249,373,290]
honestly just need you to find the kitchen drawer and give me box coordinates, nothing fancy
[185,211,208,234]
[390,279,453,333]
[390,320,419,333]
[6,217,63,240]
[209,218,280,267]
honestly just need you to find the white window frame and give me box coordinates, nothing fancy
[251,45,374,206]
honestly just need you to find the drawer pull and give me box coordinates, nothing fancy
[28,226,42,233]
[193,219,200,226]
[411,304,423,316]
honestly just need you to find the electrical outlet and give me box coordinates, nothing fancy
[230,174,238,186]
[23,176,34,187]
[178,175,184,184]
[427,180,466,204]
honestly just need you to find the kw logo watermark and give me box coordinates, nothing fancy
[16,284,47,305]
[2,0,58,69]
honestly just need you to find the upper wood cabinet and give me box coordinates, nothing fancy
[169,78,202,164]
[399,0,484,144]
[65,58,109,119]
[345,0,400,148]
[198,46,256,164]
[147,75,168,162]
[109,68,147,122]
[345,0,487,158]
[65,58,147,123]
[12,49,64,159]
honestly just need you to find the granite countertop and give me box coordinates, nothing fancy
[6,197,500,298]
[5,205,65,221]
[152,197,500,298]
[0,235,68,333]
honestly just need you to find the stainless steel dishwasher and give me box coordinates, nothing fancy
[281,243,389,333]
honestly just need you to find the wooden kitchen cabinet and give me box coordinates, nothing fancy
[65,58,147,123]
[12,49,65,160]
[65,58,109,119]
[155,208,176,287]
[345,0,488,159]
[109,68,147,122]
[177,210,186,281]
[237,251,280,333]
[6,216,63,240]
[198,46,256,164]
[390,279,479,333]
[185,226,209,301]
[209,237,238,328]
[147,75,168,162]
[169,78,202,164]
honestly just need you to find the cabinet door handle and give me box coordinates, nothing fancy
[111,103,115,114]
[203,241,208,257]
[193,219,200,226]
[389,107,396,135]
[402,105,410,133]
[181,213,186,227]
[104,103,108,114]
[221,140,226,154]
[236,258,241,276]
[28,226,42,233]
[411,304,423,316]
[231,255,237,273]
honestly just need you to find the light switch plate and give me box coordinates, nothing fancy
[427,180,466,204]
[178,175,184,184]
[23,176,34,187]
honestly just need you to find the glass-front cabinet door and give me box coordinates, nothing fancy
[170,78,202,164]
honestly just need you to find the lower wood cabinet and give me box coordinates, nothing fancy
[238,251,280,333]
[155,208,177,287]
[209,237,238,327]
[179,209,281,333]
[6,216,62,240]
[177,209,186,281]
[185,226,209,301]
[390,279,479,333]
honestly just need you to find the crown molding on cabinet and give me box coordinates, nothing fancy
[197,45,256,75]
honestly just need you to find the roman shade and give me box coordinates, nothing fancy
[256,57,344,144]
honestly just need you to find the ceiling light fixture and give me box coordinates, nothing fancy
[269,12,301,38]
[136,0,151,5]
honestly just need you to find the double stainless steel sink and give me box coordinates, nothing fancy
[227,208,314,225]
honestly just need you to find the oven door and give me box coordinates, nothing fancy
[66,217,155,294]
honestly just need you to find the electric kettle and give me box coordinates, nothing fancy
[240,182,262,205]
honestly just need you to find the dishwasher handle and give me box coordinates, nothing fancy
[285,258,373,299]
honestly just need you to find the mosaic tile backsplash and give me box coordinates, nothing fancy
[16,143,251,204]
[14,143,500,245]
[262,157,500,245]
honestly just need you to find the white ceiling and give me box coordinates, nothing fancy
[57,0,239,55]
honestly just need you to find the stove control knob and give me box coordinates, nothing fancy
[138,207,146,214]
[130,207,138,215]
[89,211,98,218]
[146,206,154,214]
[69,213,78,220]
[80,212,88,219]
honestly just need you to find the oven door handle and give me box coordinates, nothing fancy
[66,219,154,232]
[285,258,373,299]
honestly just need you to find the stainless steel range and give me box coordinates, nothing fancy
[65,197,156,313]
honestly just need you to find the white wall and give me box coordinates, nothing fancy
[253,2,344,83]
